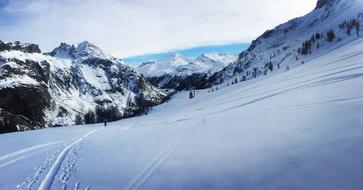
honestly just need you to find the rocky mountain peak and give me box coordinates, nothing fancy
[49,41,110,60]
[0,40,167,133]
[49,42,76,58]
[74,41,110,59]
[166,53,190,65]
[0,41,41,53]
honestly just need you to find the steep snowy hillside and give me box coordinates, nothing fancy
[136,53,237,90]
[208,0,363,86]
[1,35,363,190]
[0,41,167,133]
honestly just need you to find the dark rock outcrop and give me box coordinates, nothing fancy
[0,109,42,133]
[48,43,76,58]
[0,41,41,53]
[0,86,51,125]
[316,0,334,9]
[147,73,211,91]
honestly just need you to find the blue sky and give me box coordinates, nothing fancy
[0,0,8,7]
[0,0,12,25]
[124,43,249,64]
[0,0,316,57]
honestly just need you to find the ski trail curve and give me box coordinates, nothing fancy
[0,141,65,168]
[37,129,99,190]
[125,125,195,190]
[0,155,28,168]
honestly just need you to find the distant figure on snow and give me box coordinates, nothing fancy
[189,90,194,99]
[104,119,107,127]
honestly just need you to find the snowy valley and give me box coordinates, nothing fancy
[1,36,363,189]
[0,0,363,189]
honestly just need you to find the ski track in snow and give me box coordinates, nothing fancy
[0,141,65,169]
[37,129,100,190]
[17,152,58,190]
[204,71,363,117]
[59,148,79,190]
[125,124,196,190]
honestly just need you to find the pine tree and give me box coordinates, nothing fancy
[84,110,96,124]
[315,33,321,40]
[327,29,336,42]
[267,62,273,71]
[75,114,83,125]
[311,35,316,43]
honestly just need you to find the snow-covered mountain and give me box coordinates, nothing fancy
[135,53,237,90]
[2,31,363,190]
[2,0,363,189]
[49,41,112,60]
[208,0,363,86]
[0,41,167,133]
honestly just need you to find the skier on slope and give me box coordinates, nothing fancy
[189,90,194,99]
[104,119,107,127]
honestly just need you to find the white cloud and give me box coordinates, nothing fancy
[0,0,317,57]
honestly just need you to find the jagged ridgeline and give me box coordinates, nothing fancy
[135,53,238,91]
[0,41,167,133]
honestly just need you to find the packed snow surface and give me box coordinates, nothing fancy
[1,38,363,189]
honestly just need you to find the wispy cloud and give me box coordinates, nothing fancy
[0,0,316,57]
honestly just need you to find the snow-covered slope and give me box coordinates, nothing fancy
[0,41,167,132]
[1,35,363,189]
[136,53,237,90]
[208,0,363,86]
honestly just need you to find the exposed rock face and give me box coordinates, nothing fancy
[146,73,211,91]
[0,41,167,133]
[0,41,41,53]
[0,109,42,133]
[0,56,52,127]
[316,0,334,9]
[0,86,51,125]
[48,43,76,59]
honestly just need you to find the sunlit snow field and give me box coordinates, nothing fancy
[1,38,363,190]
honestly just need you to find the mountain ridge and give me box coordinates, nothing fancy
[206,0,362,87]
[135,53,237,90]
[0,41,167,133]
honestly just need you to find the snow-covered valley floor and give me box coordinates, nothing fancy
[1,38,363,190]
